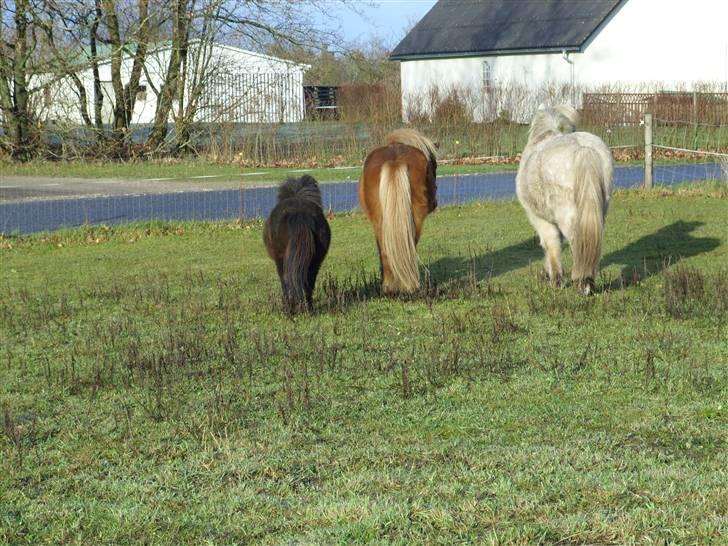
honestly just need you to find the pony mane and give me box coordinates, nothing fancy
[385,128,438,164]
[528,105,579,144]
[277,175,323,206]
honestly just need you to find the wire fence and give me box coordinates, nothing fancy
[650,117,728,187]
[1,115,726,235]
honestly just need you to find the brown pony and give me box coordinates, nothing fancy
[359,128,438,294]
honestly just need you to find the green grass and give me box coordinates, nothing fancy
[0,160,516,185]
[1,188,727,544]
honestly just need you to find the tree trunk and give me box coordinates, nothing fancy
[122,0,149,125]
[103,0,149,155]
[91,0,105,132]
[70,73,93,128]
[176,35,215,154]
[147,0,191,152]
[103,0,127,149]
[0,0,34,159]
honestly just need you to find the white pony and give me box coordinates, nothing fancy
[516,105,614,294]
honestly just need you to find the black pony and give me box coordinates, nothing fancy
[263,175,331,314]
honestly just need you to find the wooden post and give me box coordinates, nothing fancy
[644,113,653,189]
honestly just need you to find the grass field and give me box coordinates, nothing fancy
[1,188,727,544]
[0,160,518,186]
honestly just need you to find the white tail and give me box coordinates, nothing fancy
[572,147,607,284]
[379,161,419,293]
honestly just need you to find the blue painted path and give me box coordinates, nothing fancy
[0,163,721,234]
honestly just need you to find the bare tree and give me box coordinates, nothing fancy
[2,0,352,159]
[146,0,348,154]
[102,0,151,152]
[146,0,193,151]
[0,0,38,159]
[36,0,96,129]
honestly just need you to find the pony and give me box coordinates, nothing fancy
[358,128,438,294]
[516,105,614,294]
[263,175,331,314]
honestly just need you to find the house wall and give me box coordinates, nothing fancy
[400,0,728,121]
[44,44,307,125]
[199,46,306,123]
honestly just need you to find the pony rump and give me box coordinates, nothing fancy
[277,175,323,207]
[379,161,419,293]
[528,104,579,144]
[359,127,438,295]
[263,175,331,314]
[385,128,438,166]
[516,104,613,294]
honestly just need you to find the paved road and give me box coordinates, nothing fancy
[0,175,261,202]
[0,163,722,234]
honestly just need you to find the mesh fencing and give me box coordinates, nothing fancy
[1,117,726,235]
[651,118,728,187]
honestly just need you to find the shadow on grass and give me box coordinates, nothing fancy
[601,220,721,288]
[316,269,383,313]
[426,237,543,287]
[311,221,721,308]
[425,221,721,291]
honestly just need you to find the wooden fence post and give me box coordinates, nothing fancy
[692,91,698,123]
[644,113,653,189]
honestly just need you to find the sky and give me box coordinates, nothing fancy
[323,0,438,48]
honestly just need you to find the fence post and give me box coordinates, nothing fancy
[239,183,245,223]
[643,112,653,189]
[692,91,698,123]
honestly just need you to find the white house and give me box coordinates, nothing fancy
[390,0,728,121]
[43,41,309,125]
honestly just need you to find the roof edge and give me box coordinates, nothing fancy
[390,46,582,62]
[80,39,310,71]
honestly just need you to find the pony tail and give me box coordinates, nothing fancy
[379,161,419,293]
[283,221,315,313]
[572,148,607,291]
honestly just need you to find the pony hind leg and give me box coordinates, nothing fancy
[379,249,398,295]
[374,231,394,295]
[530,216,563,286]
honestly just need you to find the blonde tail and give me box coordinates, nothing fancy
[572,148,607,290]
[379,161,419,293]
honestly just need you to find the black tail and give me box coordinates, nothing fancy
[282,222,316,314]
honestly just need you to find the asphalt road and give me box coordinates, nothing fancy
[0,163,722,234]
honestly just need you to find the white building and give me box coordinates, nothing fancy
[43,41,309,125]
[390,0,728,121]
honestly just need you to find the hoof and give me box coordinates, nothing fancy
[577,278,595,295]
[543,272,564,288]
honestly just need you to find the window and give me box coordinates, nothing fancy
[482,61,493,90]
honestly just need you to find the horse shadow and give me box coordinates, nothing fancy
[315,268,383,313]
[425,237,543,289]
[600,220,721,288]
[426,220,721,291]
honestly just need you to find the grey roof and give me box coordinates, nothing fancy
[390,0,627,60]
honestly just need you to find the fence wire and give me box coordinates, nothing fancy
[1,117,726,235]
[651,118,728,187]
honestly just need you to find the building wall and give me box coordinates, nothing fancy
[44,44,307,125]
[400,0,728,121]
